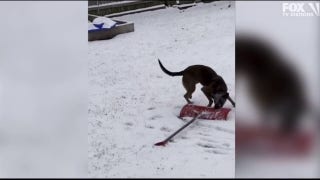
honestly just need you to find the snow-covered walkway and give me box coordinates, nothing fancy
[89,1,235,178]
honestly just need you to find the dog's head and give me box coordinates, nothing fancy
[212,92,229,109]
[209,76,229,109]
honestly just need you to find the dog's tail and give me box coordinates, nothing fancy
[158,59,184,76]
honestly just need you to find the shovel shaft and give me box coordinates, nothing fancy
[158,112,202,145]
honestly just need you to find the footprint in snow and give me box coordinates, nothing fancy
[124,122,133,126]
[198,142,232,152]
[180,136,188,140]
[150,115,162,120]
[205,149,228,155]
[214,126,234,134]
[147,107,155,110]
[200,138,218,143]
[198,132,210,137]
[222,143,230,147]
[160,127,171,132]
[145,125,154,129]
[197,142,215,149]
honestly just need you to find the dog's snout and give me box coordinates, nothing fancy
[214,104,222,109]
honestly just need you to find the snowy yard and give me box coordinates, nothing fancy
[88,1,235,178]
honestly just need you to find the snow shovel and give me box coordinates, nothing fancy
[179,104,231,120]
[154,111,205,147]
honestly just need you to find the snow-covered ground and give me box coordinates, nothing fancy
[88,1,235,178]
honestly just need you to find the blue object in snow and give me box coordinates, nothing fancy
[93,23,104,29]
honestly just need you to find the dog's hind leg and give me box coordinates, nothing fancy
[182,76,196,104]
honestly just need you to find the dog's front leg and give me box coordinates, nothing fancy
[227,96,236,107]
[201,86,213,107]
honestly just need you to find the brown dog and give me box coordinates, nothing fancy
[158,59,235,109]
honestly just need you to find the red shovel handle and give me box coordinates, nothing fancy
[154,141,167,146]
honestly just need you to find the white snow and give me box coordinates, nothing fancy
[92,17,116,29]
[88,22,99,31]
[88,1,235,178]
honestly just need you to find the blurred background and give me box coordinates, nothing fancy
[235,1,319,178]
[0,1,88,178]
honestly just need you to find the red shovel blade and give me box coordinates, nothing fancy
[179,104,231,120]
[154,141,167,146]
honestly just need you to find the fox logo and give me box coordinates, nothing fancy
[283,2,320,16]
[283,3,305,13]
[308,2,320,16]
